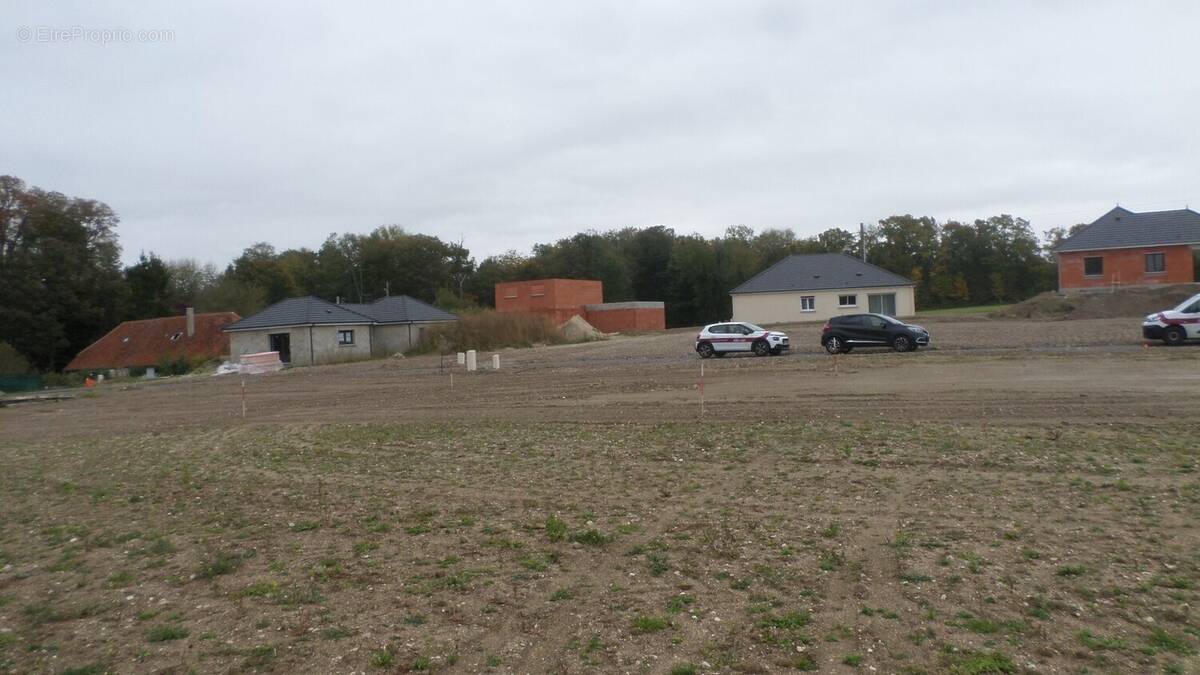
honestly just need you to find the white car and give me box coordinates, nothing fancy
[695,322,789,358]
[1142,292,1200,346]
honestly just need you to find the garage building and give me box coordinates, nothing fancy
[731,253,915,324]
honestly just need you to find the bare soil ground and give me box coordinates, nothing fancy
[1,317,1198,674]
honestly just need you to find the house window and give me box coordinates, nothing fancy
[800,296,815,312]
[838,294,857,307]
[1083,256,1103,276]
[1145,252,1165,273]
[337,329,355,346]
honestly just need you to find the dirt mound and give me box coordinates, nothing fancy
[558,314,602,341]
[997,283,1199,319]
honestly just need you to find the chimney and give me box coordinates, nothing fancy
[186,307,195,338]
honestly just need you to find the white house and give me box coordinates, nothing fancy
[731,253,916,324]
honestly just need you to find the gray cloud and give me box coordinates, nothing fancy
[3,1,1197,266]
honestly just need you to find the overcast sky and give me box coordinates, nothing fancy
[4,1,1198,267]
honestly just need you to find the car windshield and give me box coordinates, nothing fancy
[876,314,901,324]
[741,323,765,332]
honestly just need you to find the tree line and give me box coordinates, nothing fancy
[3,174,1070,372]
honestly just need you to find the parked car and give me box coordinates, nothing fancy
[1142,292,1200,345]
[695,322,790,358]
[821,314,930,354]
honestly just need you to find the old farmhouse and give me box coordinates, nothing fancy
[66,309,241,374]
[1055,207,1200,291]
[731,253,916,324]
[223,296,457,366]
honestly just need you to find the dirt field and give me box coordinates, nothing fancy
[1,317,1198,674]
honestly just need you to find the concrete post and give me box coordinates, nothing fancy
[492,354,500,370]
[466,350,477,372]
[457,352,465,365]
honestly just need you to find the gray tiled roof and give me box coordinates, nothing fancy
[730,253,913,294]
[1056,207,1200,252]
[224,297,374,331]
[344,296,459,324]
[225,295,457,332]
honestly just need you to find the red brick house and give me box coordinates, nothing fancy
[494,279,665,331]
[1056,207,1200,291]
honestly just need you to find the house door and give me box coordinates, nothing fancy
[868,293,897,316]
[268,333,291,363]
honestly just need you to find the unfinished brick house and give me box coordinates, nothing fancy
[1056,207,1200,291]
[494,279,665,332]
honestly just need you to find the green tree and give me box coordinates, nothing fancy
[125,252,175,319]
[0,175,127,370]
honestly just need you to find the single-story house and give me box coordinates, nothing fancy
[223,295,457,366]
[66,308,241,373]
[731,253,915,324]
[1055,207,1200,291]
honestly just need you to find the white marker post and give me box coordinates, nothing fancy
[699,362,705,415]
[466,350,477,372]
[492,354,500,370]
[457,352,465,365]
[240,379,246,419]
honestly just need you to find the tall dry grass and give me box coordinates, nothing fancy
[409,310,569,354]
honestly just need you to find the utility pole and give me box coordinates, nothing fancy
[859,223,867,262]
[384,281,389,297]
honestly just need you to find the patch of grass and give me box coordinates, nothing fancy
[321,626,354,640]
[570,529,608,546]
[818,549,844,571]
[647,552,669,576]
[369,649,394,668]
[759,611,811,630]
[145,625,188,642]
[1146,628,1194,655]
[196,550,243,579]
[1054,564,1086,577]
[631,615,669,634]
[545,515,567,542]
[550,588,574,602]
[411,655,432,671]
[243,644,276,668]
[946,650,1015,674]
[105,570,134,588]
[1077,630,1125,651]
[670,665,698,675]
[59,666,108,675]
[843,654,863,666]
[666,594,695,614]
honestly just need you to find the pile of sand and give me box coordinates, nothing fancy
[559,315,602,341]
[996,283,1199,320]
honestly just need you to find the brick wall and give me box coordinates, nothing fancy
[494,279,603,324]
[1058,245,1195,290]
[583,303,666,332]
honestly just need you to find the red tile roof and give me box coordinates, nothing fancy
[65,312,241,371]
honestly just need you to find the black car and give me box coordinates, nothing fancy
[820,314,930,354]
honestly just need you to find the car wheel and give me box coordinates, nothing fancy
[770,347,782,355]
[1163,326,1186,346]
[752,340,770,357]
[824,337,845,354]
[892,335,912,352]
[696,342,715,359]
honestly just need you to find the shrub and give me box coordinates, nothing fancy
[0,342,32,375]
[408,310,568,354]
